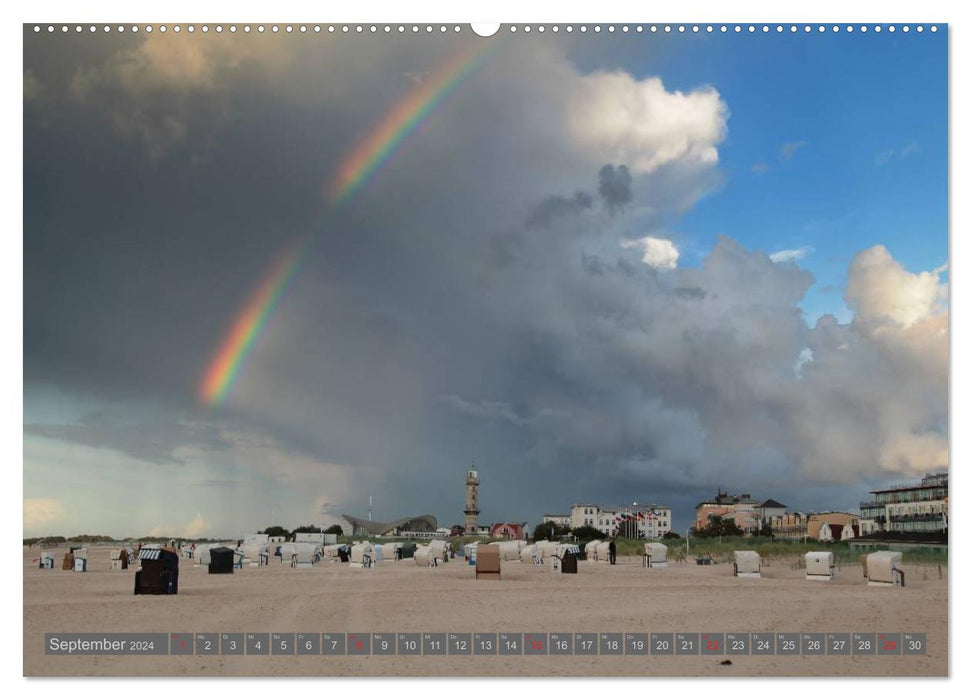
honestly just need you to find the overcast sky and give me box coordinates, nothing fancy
[23,27,947,538]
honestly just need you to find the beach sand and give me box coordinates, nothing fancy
[23,545,947,677]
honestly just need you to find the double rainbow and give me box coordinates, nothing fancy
[199,39,497,406]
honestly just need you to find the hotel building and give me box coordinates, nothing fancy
[860,471,948,535]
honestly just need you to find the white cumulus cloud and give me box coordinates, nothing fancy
[770,246,814,263]
[879,432,949,474]
[567,72,727,175]
[24,498,65,531]
[147,515,210,538]
[846,245,947,327]
[183,514,211,538]
[621,236,680,269]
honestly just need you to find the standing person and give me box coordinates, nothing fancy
[609,538,617,565]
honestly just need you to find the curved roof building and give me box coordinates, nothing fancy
[342,514,438,537]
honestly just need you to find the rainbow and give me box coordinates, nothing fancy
[200,39,498,405]
[199,240,305,405]
[328,40,496,205]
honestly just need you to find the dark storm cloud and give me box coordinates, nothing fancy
[25,410,232,465]
[192,479,243,489]
[23,30,945,535]
[674,286,707,300]
[597,163,632,214]
[526,191,593,228]
[580,252,607,276]
[436,395,526,426]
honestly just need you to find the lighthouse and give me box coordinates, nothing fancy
[464,467,480,533]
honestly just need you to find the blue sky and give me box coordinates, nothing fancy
[576,28,948,323]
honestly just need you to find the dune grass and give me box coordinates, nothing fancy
[338,533,946,568]
[611,536,947,566]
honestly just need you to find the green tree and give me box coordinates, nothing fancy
[260,525,290,539]
[690,515,744,538]
[571,525,607,541]
[292,524,322,534]
[323,524,344,536]
[532,521,572,541]
[662,530,682,540]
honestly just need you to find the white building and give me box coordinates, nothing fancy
[756,499,788,525]
[542,514,571,527]
[860,472,948,536]
[569,503,672,539]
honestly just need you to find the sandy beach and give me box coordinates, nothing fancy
[23,546,947,677]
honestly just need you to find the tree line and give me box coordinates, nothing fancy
[24,524,347,547]
[530,521,682,542]
[689,514,774,539]
[258,524,344,539]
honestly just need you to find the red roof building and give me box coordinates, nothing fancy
[489,522,526,540]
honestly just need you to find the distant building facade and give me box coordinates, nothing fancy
[768,511,861,541]
[490,522,527,540]
[342,514,438,537]
[694,491,763,533]
[769,511,810,540]
[810,513,860,541]
[569,503,671,538]
[757,499,788,523]
[542,514,571,527]
[860,471,948,535]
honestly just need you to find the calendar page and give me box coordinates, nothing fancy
[22,15,948,680]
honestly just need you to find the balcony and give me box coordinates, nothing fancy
[868,490,947,506]
[889,513,945,523]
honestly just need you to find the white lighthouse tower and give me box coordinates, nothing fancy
[464,467,480,533]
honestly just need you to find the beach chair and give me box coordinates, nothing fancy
[551,545,579,574]
[476,544,501,580]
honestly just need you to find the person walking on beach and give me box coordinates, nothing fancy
[608,538,617,565]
